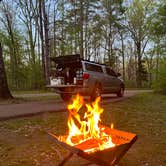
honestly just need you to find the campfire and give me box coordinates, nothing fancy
[59,94,115,153]
[48,94,137,166]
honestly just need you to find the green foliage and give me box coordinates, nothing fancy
[0,30,43,90]
[0,30,23,89]
[152,0,166,36]
[153,59,166,94]
[151,0,166,93]
[0,0,165,91]
[139,60,148,82]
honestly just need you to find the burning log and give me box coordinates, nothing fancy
[48,94,137,165]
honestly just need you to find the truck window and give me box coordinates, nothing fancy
[85,63,103,73]
[106,67,117,77]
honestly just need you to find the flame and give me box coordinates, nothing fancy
[59,94,115,153]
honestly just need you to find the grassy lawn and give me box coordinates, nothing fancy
[12,90,52,95]
[0,92,165,166]
[0,94,60,105]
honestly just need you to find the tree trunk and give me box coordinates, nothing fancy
[42,0,50,84]
[120,32,125,81]
[80,0,84,59]
[4,8,18,89]
[84,1,89,59]
[156,42,160,81]
[0,42,13,99]
[107,28,111,66]
[39,0,46,83]
[136,41,142,88]
[53,3,56,56]
[74,0,78,54]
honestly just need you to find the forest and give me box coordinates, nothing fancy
[0,0,166,98]
[0,1,166,165]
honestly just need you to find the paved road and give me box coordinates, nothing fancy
[0,90,151,120]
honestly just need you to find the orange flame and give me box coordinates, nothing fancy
[59,94,115,153]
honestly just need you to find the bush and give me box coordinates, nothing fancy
[153,60,166,94]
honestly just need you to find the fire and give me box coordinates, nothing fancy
[59,94,115,153]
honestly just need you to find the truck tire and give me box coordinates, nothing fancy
[60,94,72,102]
[91,85,101,102]
[117,86,124,97]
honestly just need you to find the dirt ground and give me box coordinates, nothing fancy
[0,92,165,166]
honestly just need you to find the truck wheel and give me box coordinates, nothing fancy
[91,86,101,102]
[60,94,72,102]
[117,87,124,97]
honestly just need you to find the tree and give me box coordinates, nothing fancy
[0,42,13,99]
[17,0,39,88]
[0,1,20,89]
[153,59,166,94]
[101,0,125,66]
[0,0,164,91]
[151,0,166,93]
[38,0,50,84]
[125,40,137,87]
[64,0,101,59]
[125,0,153,87]
[116,25,127,81]
[42,0,50,84]
[65,0,87,58]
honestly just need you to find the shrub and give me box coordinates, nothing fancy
[153,59,166,94]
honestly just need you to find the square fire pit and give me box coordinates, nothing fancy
[48,125,137,166]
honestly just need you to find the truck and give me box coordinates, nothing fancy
[47,54,125,101]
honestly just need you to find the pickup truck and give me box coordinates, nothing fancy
[47,54,125,101]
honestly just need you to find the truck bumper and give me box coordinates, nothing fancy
[46,85,92,96]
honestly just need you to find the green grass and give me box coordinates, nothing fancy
[12,90,52,95]
[18,95,60,102]
[0,92,165,166]
[0,95,60,105]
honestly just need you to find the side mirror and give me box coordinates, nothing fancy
[117,73,121,77]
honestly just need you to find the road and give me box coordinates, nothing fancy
[0,90,151,120]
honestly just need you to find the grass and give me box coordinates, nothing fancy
[0,92,165,166]
[12,90,52,95]
[0,94,60,105]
